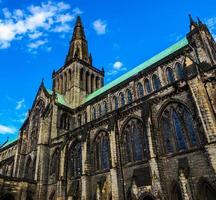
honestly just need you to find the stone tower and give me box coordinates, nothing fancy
[52,16,104,108]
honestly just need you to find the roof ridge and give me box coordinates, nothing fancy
[84,37,189,103]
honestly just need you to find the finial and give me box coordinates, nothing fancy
[189,14,198,30]
[197,17,203,25]
[101,66,105,73]
[41,78,44,86]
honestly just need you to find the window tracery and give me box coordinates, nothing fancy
[94,131,110,171]
[122,118,148,164]
[166,67,175,83]
[152,74,161,91]
[119,92,125,107]
[137,82,144,98]
[126,89,133,104]
[68,142,82,177]
[144,79,152,94]
[160,103,199,154]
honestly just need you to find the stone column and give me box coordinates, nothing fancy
[146,116,162,198]
[57,145,66,200]
[185,57,216,173]
[81,141,89,200]
[88,73,91,94]
[109,126,120,200]
[178,170,192,200]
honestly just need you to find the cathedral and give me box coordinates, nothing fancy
[0,15,216,200]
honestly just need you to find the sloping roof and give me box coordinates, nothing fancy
[84,37,189,103]
[46,88,71,108]
[0,139,18,151]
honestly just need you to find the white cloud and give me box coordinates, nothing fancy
[93,19,107,35]
[0,1,82,49]
[29,31,43,39]
[73,8,83,15]
[206,17,216,31]
[113,61,123,70]
[28,39,47,49]
[0,124,17,134]
[107,60,127,76]
[16,98,25,110]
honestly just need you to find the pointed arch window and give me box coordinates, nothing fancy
[172,111,187,150]
[92,107,96,120]
[50,148,60,179]
[137,82,144,98]
[98,104,102,117]
[166,67,175,83]
[144,79,152,94]
[160,103,199,154]
[103,101,108,115]
[127,89,133,104]
[152,74,162,91]
[77,114,82,127]
[119,92,125,107]
[68,143,82,177]
[175,62,184,79]
[83,111,87,124]
[60,113,70,130]
[94,131,110,171]
[113,96,118,110]
[122,118,148,164]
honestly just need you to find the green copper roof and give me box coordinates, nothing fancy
[84,37,188,103]
[46,89,71,108]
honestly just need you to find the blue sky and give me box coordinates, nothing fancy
[0,0,216,144]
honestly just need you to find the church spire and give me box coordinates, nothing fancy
[189,14,198,30]
[72,16,86,41]
[65,16,91,64]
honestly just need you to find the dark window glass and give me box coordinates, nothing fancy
[144,79,152,94]
[92,107,96,120]
[183,110,197,147]
[120,93,125,107]
[132,123,143,161]
[162,118,174,153]
[137,82,144,98]
[166,67,175,83]
[172,111,187,150]
[127,90,133,103]
[101,136,110,170]
[98,104,102,117]
[113,96,118,110]
[175,63,184,79]
[103,101,107,114]
[122,118,147,164]
[152,74,161,91]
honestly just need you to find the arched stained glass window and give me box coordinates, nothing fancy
[144,79,152,94]
[101,136,110,170]
[83,111,87,123]
[77,114,82,127]
[166,67,175,83]
[50,149,60,179]
[152,74,162,91]
[113,96,118,110]
[103,101,107,114]
[60,113,70,130]
[160,103,199,155]
[137,82,144,98]
[122,118,148,164]
[119,92,125,107]
[132,122,143,161]
[68,143,82,177]
[98,104,102,117]
[175,62,184,79]
[127,89,133,104]
[94,131,110,171]
[172,111,187,150]
[161,118,174,153]
[92,107,96,120]
[183,110,197,147]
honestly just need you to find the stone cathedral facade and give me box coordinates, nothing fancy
[0,15,216,200]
